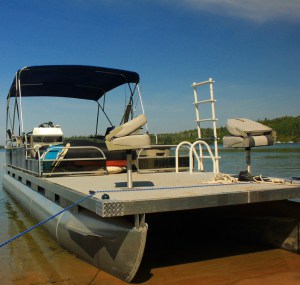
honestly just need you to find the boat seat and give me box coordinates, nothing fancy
[223,118,276,173]
[223,134,275,148]
[105,114,151,151]
[223,118,276,148]
[105,114,151,188]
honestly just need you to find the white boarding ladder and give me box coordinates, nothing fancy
[191,78,220,173]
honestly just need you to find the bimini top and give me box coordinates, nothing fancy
[8,65,140,101]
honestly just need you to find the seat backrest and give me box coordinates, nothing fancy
[226,118,273,137]
[106,114,147,139]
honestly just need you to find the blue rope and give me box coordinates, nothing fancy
[0,192,95,248]
[0,181,251,248]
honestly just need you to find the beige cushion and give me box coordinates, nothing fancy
[226,118,272,137]
[223,135,275,148]
[113,114,147,138]
[105,114,150,151]
[108,134,151,149]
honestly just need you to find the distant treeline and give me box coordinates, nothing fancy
[258,116,300,143]
[152,116,300,145]
[1,116,298,148]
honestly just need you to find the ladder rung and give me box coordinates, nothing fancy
[198,155,214,159]
[196,118,218,122]
[191,80,214,87]
[197,156,221,160]
[197,137,218,141]
[194,99,216,104]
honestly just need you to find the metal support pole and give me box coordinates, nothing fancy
[209,78,219,173]
[246,147,251,174]
[192,84,204,171]
[127,151,133,188]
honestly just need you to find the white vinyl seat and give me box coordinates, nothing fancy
[105,114,151,188]
[223,134,275,148]
[105,114,151,151]
[223,118,276,173]
[223,118,276,148]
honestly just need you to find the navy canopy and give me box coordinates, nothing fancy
[8,65,140,101]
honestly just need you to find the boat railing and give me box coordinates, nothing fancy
[136,145,190,173]
[40,145,107,176]
[6,135,25,148]
[175,141,201,173]
[176,140,219,173]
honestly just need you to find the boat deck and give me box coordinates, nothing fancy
[44,171,300,217]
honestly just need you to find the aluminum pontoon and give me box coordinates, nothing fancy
[3,66,300,282]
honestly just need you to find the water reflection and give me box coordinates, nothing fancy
[0,185,104,285]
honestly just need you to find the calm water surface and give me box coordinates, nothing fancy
[0,145,300,285]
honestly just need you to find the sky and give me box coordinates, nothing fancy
[0,0,299,144]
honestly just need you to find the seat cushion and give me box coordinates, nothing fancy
[106,134,151,151]
[223,135,275,148]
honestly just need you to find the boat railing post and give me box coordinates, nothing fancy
[17,67,27,135]
[246,147,251,174]
[176,141,192,173]
[37,150,42,176]
[127,151,133,188]
[137,84,149,132]
[189,140,217,173]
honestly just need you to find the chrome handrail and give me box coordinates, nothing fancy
[189,140,218,173]
[41,146,106,161]
[175,141,200,173]
[40,146,106,176]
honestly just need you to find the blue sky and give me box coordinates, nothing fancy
[0,0,299,144]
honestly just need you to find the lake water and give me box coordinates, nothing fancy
[0,144,300,285]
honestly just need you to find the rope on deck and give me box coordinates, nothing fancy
[0,191,96,248]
